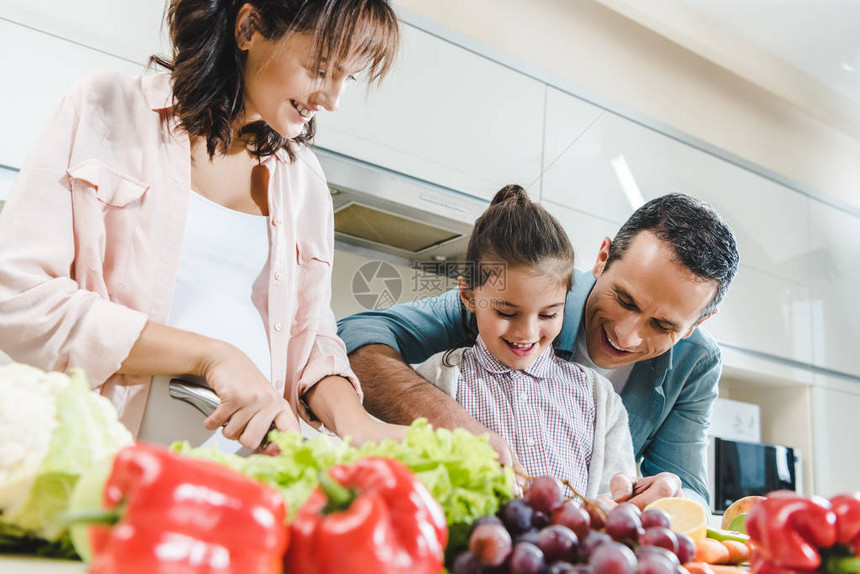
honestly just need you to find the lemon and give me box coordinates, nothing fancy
[644,497,709,541]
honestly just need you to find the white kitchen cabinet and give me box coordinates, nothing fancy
[542,89,816,364]
[812,374,860,496]
[707,266,814,365]
[0,20,143,170]
[540,200,620,273]
[314,24,546,200]
[808,201,860,377]
[542,90,813,289]
[1,0,168,64]
[541,97,634,224]
[541,87,605,204]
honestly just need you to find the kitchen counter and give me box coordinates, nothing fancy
[0,555,86,573]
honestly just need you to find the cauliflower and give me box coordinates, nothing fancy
[0,363,132,540]
[0,364,68,510]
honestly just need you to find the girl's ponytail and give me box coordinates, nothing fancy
[490,184,530,207]
[466,184,575,290]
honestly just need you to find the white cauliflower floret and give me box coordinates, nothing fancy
[0,364,69,510]
[0,362,133,539]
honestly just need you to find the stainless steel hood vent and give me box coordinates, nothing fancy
[315,149,488,261]
[334,202,461,252]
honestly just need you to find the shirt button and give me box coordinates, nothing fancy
[272,218,282,226]
[275,380,283,391]
[520,391,528,402]
[274,271,282,281]
[526,437,536,447]
[273,322,283,332]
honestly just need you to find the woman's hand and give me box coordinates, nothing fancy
[198,340,300,449]
[120,322,298,450]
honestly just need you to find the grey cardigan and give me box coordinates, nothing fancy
[415,348,637,499]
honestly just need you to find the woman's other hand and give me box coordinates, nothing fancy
[199,340,300,449]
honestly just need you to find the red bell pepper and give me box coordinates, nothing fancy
[749,552,818,574]
[285,457,447,574]
[747,491,837,571]
[831,494,860,551]
[89,442,289,574]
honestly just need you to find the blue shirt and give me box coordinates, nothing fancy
[337,268,720,505]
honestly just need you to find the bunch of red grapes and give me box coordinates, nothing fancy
[452,476,696,574]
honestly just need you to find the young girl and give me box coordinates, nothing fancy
[415,185,636,498]
[0,0,405,451]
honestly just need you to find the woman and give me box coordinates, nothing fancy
[0,0,404,451]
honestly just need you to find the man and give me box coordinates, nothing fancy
[337,193,739,508]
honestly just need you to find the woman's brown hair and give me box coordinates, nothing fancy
[152,0,399,160]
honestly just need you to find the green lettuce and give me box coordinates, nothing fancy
[172,419,514,531]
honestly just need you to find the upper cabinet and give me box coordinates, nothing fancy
[808,202,860,377]
[541,87,816,365]
[540,201,620,273]
[0,20,143,170]
[1,0,168,64]
[314,24,546,200]
[1,1,163,170]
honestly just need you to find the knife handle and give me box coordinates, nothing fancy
[168,378,220,418]
[167,378,279,448]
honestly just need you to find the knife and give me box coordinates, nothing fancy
[168,378,278,448]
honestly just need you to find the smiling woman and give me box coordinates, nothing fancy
[0,0,407,454]
[153,0,399,158]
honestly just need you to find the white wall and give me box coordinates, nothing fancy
[330,247,448,320]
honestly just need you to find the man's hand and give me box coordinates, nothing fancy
[610,472,683,510]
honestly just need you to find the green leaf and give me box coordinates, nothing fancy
[172,419,514,530]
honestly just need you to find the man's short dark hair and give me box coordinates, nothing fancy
[605,193,739,318]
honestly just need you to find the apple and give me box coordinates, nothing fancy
[721,495,766,531]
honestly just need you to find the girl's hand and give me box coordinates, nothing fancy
[199,340,300,449]
[610,471,683,510]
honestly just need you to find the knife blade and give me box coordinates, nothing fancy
[168,378,278,448]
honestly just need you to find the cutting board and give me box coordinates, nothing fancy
[0,555,86,573]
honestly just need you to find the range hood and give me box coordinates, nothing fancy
[315,149,488,261]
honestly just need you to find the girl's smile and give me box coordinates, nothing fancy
[504,339,538,357]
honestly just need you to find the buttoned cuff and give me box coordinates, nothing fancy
[72,297,149,387]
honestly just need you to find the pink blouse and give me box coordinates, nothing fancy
[0,71,358,435]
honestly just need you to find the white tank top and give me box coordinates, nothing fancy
[138,191,271,453]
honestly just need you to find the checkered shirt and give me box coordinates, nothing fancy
[457,336,596,493]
